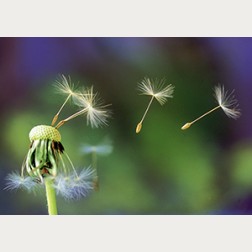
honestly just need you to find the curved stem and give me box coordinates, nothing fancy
[44,178,58,215]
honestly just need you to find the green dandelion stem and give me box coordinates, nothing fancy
[92,151,99,190]
[44,178,58,215]
[92,151,98,171]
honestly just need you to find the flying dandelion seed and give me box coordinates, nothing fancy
[5,75,111,215]
[80,140,113,190]
[181,84,241,130]
[136,77,174,133]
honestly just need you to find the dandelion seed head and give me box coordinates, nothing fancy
[29,125,61,142]
[138,77,174,105]
[4,173,38,191]
[214,85,241,119]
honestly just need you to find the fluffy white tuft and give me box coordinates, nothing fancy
[214,85,241,119]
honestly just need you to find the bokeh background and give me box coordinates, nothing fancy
[1,37,252,215]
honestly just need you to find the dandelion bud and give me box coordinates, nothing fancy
[181,122,191,130]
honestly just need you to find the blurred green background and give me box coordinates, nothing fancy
[1,37,252,214]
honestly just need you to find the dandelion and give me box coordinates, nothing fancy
[181,84,241,130]
[80,140,113,190]
[136,77,174,133]
[5,75,110,215]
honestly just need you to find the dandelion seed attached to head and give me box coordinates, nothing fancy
[55,86,110,129]
[181,84,241,130]
[54,167,95,200]
[136,77,174,133]
[5,172,38,191]
[51,75,78,126]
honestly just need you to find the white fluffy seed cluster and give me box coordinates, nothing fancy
[29,125,61,142]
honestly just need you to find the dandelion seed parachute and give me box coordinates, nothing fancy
[137,77,174,105]
[136,77,174,133]
[54,167,95,200]
[214,85,241,119]
[80,143,113,155]
[4,173,37,191]
[54,75,76,96]
[72,87,110,128]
